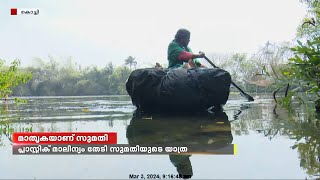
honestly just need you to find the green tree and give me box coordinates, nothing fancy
[282,38,320,106]
[109,66,132,94]
[13,56,135,96]
[297,0,320,39]
[0,59,32,100]
[124,56,137,70]
[278,0,320,109]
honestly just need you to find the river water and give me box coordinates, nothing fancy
[0,95,319,179]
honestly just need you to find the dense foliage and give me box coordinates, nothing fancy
[0,59,32,100]
[12,57,132,96]
[297,0,320,39]
[277,0,320,109]
[285,38,320,94]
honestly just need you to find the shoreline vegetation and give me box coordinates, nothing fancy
[0,40,318,110]
[2,42,296,98]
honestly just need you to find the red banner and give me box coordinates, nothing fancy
[13,132,117,145]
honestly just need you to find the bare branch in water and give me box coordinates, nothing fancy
[285,84,290,97]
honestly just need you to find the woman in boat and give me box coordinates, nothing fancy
[167,28,206,69]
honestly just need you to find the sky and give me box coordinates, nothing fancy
[0,0,307,68]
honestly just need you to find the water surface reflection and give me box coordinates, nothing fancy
[126,110,233,178]
[0,96,319,179]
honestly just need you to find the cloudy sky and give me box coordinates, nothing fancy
[0,0,307,68]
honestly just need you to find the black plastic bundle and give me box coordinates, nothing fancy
[126,67,231,113]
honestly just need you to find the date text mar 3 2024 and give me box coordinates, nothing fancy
[129,174,183,179]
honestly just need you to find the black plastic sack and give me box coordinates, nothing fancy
[126,67,231,113]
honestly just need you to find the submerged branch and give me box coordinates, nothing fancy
[273,88,280,103]
[273,88,280,118]
[285,83,290,97]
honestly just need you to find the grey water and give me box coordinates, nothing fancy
[0,94,319,179]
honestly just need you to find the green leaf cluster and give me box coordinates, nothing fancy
[0,59,32,100]
[281,37,320,103]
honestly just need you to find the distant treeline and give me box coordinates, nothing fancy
[13,57,132,96]
[11,44,298,97]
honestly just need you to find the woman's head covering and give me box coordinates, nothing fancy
[174,28,190,41]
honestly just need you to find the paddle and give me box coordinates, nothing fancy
[203,55,254,102]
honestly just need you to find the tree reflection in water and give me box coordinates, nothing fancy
[232,101,320,178]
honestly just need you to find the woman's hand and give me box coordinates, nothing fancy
[192,52,205,59]
[188,59,197,67]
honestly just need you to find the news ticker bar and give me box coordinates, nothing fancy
[10,8,39,15]
[13,144,237,155]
